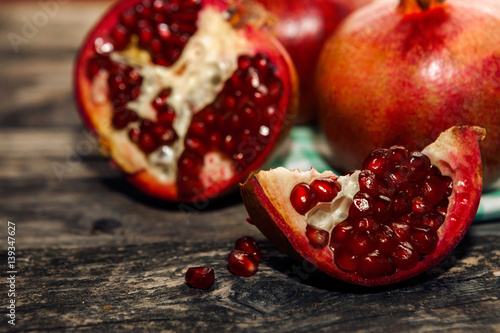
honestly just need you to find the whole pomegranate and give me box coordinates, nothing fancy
[316,0,500,186]
[74,0,298,202]
[242,126,484,286]
[256,0,371,124]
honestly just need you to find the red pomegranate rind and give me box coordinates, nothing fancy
[241,168,339,275]
[255,0,372,124]
[241,126,485,286]
[418,126,485,269]
[74,0,298,202]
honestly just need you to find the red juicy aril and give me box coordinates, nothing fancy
[74,0,298,202]
[185,266,215,289]
[255,0,371,124]
[316,0,500,186]
[241,126,484,286]
[228,235,261,276]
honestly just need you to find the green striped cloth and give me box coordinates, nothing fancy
[270,126,500,222]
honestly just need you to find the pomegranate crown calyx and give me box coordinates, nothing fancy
[399,0,445,13]
[226,0,277,30]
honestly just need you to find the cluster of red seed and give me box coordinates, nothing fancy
[185,235,261,289]
[84,0,287,200]
[176,53,284,199]
[290,146,452,279]
[227,236,262,277]
[112,0,201,66]
[85,0,201,154]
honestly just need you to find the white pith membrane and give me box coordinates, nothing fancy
[260,167,361,234]
[305,171,361,233]
[90,6,251,184]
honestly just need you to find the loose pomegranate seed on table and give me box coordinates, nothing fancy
[228,236,262,277]
[289,145,453,280]
[185,266,215,290]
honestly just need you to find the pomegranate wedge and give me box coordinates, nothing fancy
[241,126,485,286]
[74,0,298,202]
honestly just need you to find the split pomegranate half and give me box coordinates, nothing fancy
[241,126,485,286]
[74,0,298,202]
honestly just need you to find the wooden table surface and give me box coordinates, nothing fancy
[1,1,499,332]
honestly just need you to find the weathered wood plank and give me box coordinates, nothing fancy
[0,176,259,249]
[0,1,112,128]
[8,236,500,332]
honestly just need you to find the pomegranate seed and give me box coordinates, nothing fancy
[412,197,431,215]
[188,121,206,138]
[268,80,283,100]
[138,132,157,153]
[185,267,215,289]
[357,251,390,279]
[410,226,438,254]
[373,195,392,220]
[388,145,409,167]
[404,182,420,198]
[240,103,257,122]
[390,220,412,242]
[347,231,376,255]
[227,249,258,277]
[178,153,202,176]
[390,242,419,270]
[223,95,236,110]
[358,169,379,196]
[120,8,137,28]
[238,55,252,70]
[374,225,397,254]
[310,178,341,203]
[377,178,395,197]
[362,149,389,177]
[234,236,262,262]
[334,248,358,272]
[86,56,103,78]
[185,137,206,155]
[153,0,165,12]
[306,225,329,249]
[400,212,421,225]
[128,128,140,143]
[157,108,176,125]
[421,175,445,205]
[349,192,373,218]
[353,216,379,233]
[290,183,316,215]
[420,212,444,230]
[392,191,411,215]
[200,107,216,127]
[330,221,353,248]
[409,152,430,181]
[111,24,130,50]
[389,165,409,189]
[209,132,223,148]
[138,20,154,45]
[135,2,152,19]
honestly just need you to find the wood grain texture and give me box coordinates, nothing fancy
[7,236,500,332]
[1,1,500,332]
